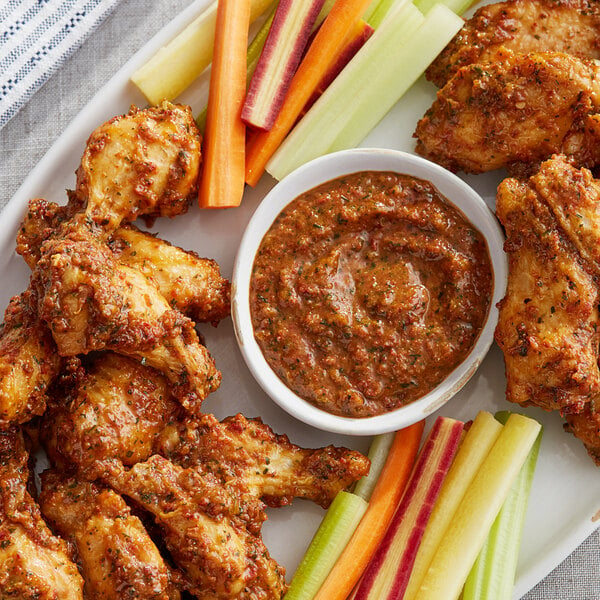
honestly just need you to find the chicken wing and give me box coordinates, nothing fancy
[42,352,370,507]
[163,412,371,508]
[426,0,600,88]
[0,428,84,599]
[0,289,61,428]
[415,51,600,175]
[564,403,600,464]
[17,199,231,325]
[39,471,181,600]
[32,224,221,412]
[74,101,201,234]
[104,457,287,600]
[495,155,600,412]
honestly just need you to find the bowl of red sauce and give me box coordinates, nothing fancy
[232,148,507,435]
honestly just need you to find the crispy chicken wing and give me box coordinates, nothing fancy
[104,457,287,600]
[495,155,600,412]
[564,403,600,464]
[415,51,600,175]
[0,289,61,428]
[427,0,600,88]
[40,471,181,600]
[17,199,231,325]
[42,353,370,507]
[74,102,201,234]
[32,224,221,411]
[0,428,84,599]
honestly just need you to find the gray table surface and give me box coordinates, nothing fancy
[0,0,598,597]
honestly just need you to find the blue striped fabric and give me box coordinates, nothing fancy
[0,0,122,129]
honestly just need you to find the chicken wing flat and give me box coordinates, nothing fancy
[41,352,369,507]
[495,155,600,412]
[0,428,84,599]
[426,0,600,88]
[0,289,61,428]
[104,457,287,600]
[17,199,231,325]
[74,101,201,234]
[415,51,600,175]
[32,224,220,411]
[40,471,181,600]
[163,412,371,509]
[109,225,231,324]
[564,403,600,464]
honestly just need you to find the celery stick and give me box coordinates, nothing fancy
[131,0,274,105]
[267,0,424,180]
[267,3,463,181]
[327,3,462,152]
[416,413,542,600]
[414,0,474,16]
[462,413,542,600]
[365,0,397,27]
[353,432,395,501]
[403,411,504,600]
[284,491,368,600]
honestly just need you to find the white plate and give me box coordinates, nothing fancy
[2,1,599,598]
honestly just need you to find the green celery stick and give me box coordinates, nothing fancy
[353,432,395,502]
[414,0,475,16]
[284,491,368,600]
[365,0,397,27]
[462,413,543,600]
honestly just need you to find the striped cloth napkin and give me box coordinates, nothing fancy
[0,0,122,129]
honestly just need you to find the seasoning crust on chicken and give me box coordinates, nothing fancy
[415,50,600,175]
[74,101,201,234]
[0,428,84,599]
[39,472,181,600]
[426,0,600,88]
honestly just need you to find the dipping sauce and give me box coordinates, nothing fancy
[250,171,493,418]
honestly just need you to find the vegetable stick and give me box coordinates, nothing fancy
[461,413,542,600]
[403,411,504,600]
[416,413,542,600]
[353,431,395,502]
[267,2,463,181]
[131,0,273,105]
[198,0,250,209]
[351,417,464,600]
[313,420,425,600]
[414,0,476,16]
[284,491,368,600]
[242,0,327,130]
[244,0,374,186]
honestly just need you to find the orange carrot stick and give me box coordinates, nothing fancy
[244,0,373,186]
[198,0,250,208]
[313,420,425,600]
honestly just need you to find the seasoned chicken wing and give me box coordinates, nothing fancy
[32,224,220,411]
[40,471,181,600]
[0,289,61,428]
[415,51,600,175]
[0,428,84,599]
[104,457,287,600]
[564,403,600,464]
[163,412,371,508]
[74,101,201,234]
[17,199,231,325]
[495,155,600,412]
[42,352,370,507]
[427,0,600,88]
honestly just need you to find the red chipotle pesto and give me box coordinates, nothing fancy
[250,171,493,418]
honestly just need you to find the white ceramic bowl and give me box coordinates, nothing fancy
[232,148,507,435]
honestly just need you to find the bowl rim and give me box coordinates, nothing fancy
[232,148,507,435]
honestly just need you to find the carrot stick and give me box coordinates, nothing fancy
[198,0,250,208]
[313,420,425,600]
[244,0,373,186]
